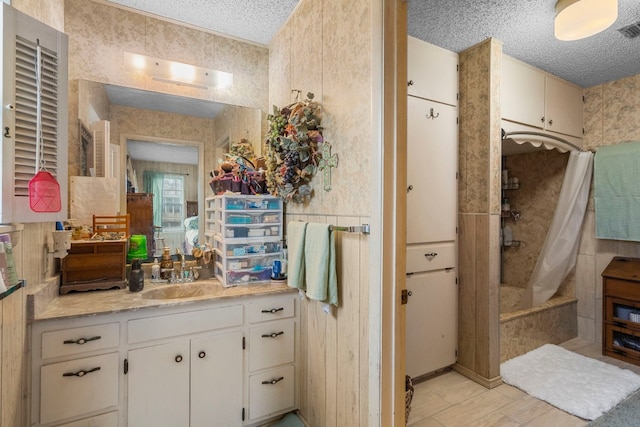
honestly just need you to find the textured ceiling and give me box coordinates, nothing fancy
[104,0,300,45]
[103,0,640,87]
[408,0,640,88]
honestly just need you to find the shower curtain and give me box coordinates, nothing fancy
[521,150,594,309]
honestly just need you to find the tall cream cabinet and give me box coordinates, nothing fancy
[406,36,458,379]
[501,55,584,139]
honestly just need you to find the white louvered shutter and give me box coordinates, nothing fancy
[1,4,68,223]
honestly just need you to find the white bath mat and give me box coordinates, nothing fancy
[500,344,640,420]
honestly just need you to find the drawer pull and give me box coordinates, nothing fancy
[62,367,101,377]
[261,376,284,385]
[198,351,206,359]
[63,336,101,345]
[175,355,183,363]
[261,307,284,314]
[261,331,284,339]
[424,253,438,260]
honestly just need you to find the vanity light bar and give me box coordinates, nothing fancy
[124,52,233,89]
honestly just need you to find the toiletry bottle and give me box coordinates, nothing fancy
[151,258,160,280]
[129,259,145,292]
[160,247,174,280]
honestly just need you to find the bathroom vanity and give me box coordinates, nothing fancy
[29,281,298,427]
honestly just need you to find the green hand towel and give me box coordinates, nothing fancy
[304,223,338,306]
[286,221,307,290]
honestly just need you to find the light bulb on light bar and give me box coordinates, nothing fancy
[123,52,233,89]
[555,0,618,41]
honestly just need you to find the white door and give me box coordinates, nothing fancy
[407,37,458,106]
[501,55,546,129]
[190,331,243,427]
[127,340,190,427]
[405,269,457,378]
[407,96,457,244]
[544,75,584,138]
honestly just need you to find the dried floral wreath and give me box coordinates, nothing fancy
[265,92,325,203]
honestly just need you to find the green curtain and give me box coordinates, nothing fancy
[143,171,164,227]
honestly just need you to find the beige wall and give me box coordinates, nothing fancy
[456,38,502,386]
[576,73,640,343]
[269,0,374,424]
[2,4,65,427]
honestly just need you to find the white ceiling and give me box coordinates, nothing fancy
[103,0,640,88]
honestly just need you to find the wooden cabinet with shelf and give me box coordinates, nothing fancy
[602,256,640,365]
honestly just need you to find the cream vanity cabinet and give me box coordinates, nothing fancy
[30,322,121,426]
[406,37,458,379]
[30,292,298,427]
[502,55,584,139]
[126,305,244,427]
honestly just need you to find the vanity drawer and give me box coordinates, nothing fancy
[41,323,119,360]
[249,319,295,372]
[40,353,119,425]
[248,364,295,421]
[248,296,295,324]
[128,305,243,344]
[56,411,118,427]
[406,242,456,273]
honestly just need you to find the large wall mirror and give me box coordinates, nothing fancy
[76,79,263,259]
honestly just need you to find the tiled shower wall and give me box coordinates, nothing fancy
[577,73,640,344]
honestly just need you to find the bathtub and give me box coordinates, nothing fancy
[499,285,578,363]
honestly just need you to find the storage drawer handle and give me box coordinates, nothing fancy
[261,307,284,314]
[261,331,284,339]
[424,253,438,260]
[261,376,284,385]
[62,367,101,377]
[63,336,101,345]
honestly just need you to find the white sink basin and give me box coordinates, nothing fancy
[142,282,219,300]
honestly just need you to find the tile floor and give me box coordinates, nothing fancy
[407,338,640,427]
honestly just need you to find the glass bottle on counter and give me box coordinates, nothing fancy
[159,247,174,280]
[129,259,144,292]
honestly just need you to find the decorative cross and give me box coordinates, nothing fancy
[318,143,339,192]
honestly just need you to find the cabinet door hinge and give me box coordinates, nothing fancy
[242,336,246,350]
[124,358,128,375]
[456,117,459,125]
[456,64,459,72]
[242,407,245,421]
[456,277,458,285]
[401,289,408,305]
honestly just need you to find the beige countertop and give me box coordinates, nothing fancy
[30,278,294,322]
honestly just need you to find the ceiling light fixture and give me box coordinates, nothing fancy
[554,0,618,41]
[123,52,233,89]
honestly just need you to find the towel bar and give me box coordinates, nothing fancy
[328,224,370,234]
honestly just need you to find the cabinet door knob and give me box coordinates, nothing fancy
[198,351,206,359]
[63,336,101,345]
[407,185,414,193]
[63,367,101,377]
[541,116,545,123]
[261,376,284,385]
[407,290,413,297]
[261,331,284,338]
[175,355,183,363]
[548,119,553,126]
[408,80,414,86]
